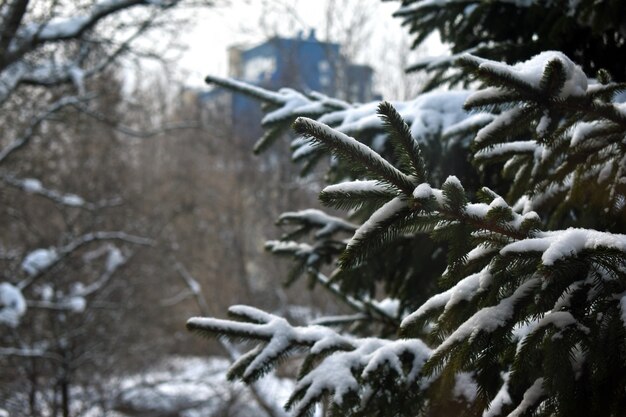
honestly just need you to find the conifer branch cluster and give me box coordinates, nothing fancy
[192,4,626,417]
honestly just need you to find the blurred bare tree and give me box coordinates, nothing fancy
[0,1,218,416]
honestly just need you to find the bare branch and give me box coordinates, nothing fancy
[3,0,180,71]
[18,232,153,290]
[0,172,122,210]
[0,94,92,164]
[0,346,61,361]
[72,103,200,138]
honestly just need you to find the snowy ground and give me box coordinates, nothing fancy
[95,356,294,417]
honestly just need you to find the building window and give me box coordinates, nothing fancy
[243,56,276,82]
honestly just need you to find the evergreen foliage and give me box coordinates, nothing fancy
[190,2,626,417]
[394,0,626,89]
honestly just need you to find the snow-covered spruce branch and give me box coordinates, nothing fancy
[205,74,351,154]
[293,117,416,195]
[285,115,626,416]
[293,116,539,264]
[18,232,153,290]
[265,236,401,325]
[187,306,431,417]
[302,115,626,266]
[313,270,401,326]
[276,209,357,239]
[204,74,489,163]
[457,52,626,213]
[170,261,288,417]
[263,208,401,325]
[204,75,351,120]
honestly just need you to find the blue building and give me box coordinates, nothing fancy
[200,30,377,141]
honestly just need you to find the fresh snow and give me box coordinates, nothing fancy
[371,298,400,317]
[65,296,87,313]
[106,246,125,271]
[0,282,27,327]
[60,194,85,207]
[515,311,589,349]
[536,112,551,136]
[470,51,588,99]
[474,141,538,159]
[113,356,292,417]
[401,267,491,327]
[346,197,407,249]
[319,90,476,144]
[291,338,430,416]
[432,278,540,355]
[188,307,432,415]
[323,179,389,194]
[413,182,445,205]
[22,178,43,192]
[278,209,357,237]
[500,228,626,265]
[619,294,626,327]
[263,89,318,125]
[507,378,545,417]
[474,107,525,144]
[21,248,59,276]
[443,112,496,138]
[265,240,316,265]
[570,120,611,146]
[453,372,478,402]
[413,183,434,199]
[483,372,512,417]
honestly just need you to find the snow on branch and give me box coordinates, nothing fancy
[204,75,489,167]
[3,245,129,326]
[187,306,431,417]
[312,271,401,325]
[205,75,351,118]
[463,51,588,99]
[428,277,540,360]
[277,209,357,238]
[18,231,153,290]
[13,0,176,51]
[293,117,416,194]
[0,346,61,361]
[1,173,121,209]
[317,90,478,144]
[0,0,193,105]
[0,282,26,327]
[500,228,626,266]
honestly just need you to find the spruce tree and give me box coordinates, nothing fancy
[394,0,626,89]
[188,2,626,417]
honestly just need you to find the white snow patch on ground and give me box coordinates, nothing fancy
[112,356,293,417]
